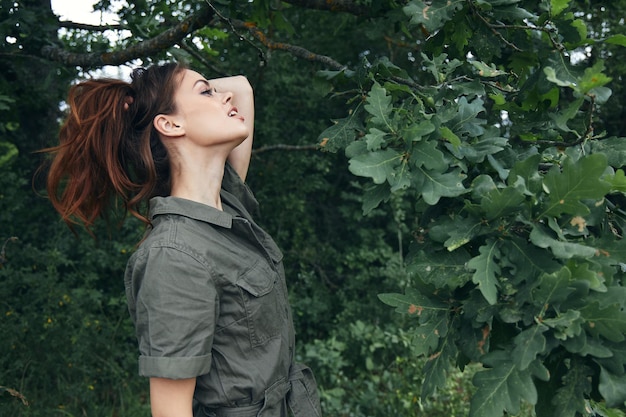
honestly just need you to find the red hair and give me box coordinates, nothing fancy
[42,63,186,231]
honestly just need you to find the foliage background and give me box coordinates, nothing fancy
[1,1,625,416]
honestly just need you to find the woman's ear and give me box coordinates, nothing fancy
[153,114,184,137]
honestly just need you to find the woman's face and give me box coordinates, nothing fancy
[168,69,249,149]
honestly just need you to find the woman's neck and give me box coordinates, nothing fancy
[169,153,228,210]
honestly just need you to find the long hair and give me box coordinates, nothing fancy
[43,63,186,231]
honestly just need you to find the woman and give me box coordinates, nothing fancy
[44,63,322,417]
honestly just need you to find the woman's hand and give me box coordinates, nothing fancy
[150,377,196,417]
[209,75,255,181]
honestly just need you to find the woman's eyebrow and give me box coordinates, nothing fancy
[193,79,211,89]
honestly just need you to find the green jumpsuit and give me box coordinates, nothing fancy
[125,163,321,417]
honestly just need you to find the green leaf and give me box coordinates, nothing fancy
[543,310,583,341]
[389,161,412,191]
[562,330,613,357]
[505,237,561,283]
[588,136,626,168]
[552,362,592,417]
[609,169,626,193]
[550,0,570,16]
[459,320,491,360]
[599,367,626,408]
[480,183,526,221]
[441,217,485,252]
[508,153,543,195]
[605,34,626,46]
[467,240,501,305]
[471,60,507,77]
[570,261,607,292]
[348,149,402,184]
[541,154,611,217]
[447,135,508,164]
[412,315,449,356]
[362,183,390,214]
[406,248,473,289]
[529,225,598,259]
[545,59,611,95]
[470,351,541,417]
[365,82,393,129]
[512,324,548,370]
[403,0,464,33]
[580,301,626,343]
[492,5,535,21]
[0,142,18,167]
[531,267,576,309]
[450,20,472,51]
[414,167,467,205]
[406,120,436,141]
[421,327,458,398]
[544,66,578,90]
[568,18,588,44]
[378,287,449,317]
[365,128,387,151]
[410,139,448,171]
[449,96,486,138]
[440,126,461,147]
[318,115,361,152]
[579,61,612,94]
[549,97,584,134]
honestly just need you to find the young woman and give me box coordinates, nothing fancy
[44,63,322,417]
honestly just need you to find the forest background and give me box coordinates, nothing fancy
[1,1,626,416]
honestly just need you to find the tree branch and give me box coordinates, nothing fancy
[252,144,320,155]
[281,0,371,15]
[58,20,123,32]
[235,20,346,70]
[42,7,215,68]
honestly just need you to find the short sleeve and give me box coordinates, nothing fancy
[126,245,218,379]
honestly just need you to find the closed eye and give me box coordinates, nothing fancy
[201,88,217,96]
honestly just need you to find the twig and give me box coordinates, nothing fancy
[468,0,566,53]
[468,1,522,52]
[0,385,29,406]
[0,236,18,265]
[58,21,124,32]
[252,144,320,155]
[281,0,371,15]
[178,40,228,77]
[235,20,346,70]
[204,1,268,66]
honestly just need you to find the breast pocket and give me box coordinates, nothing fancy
[236,261,285,348]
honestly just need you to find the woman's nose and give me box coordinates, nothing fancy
[221,91,233,103]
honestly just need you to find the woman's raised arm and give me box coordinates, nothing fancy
[209,75,255,181]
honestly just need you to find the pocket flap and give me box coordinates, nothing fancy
[236,261,275,297]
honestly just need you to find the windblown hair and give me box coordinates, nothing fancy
[43,63,186,230]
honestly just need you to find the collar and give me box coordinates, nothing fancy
[149,196,233,228]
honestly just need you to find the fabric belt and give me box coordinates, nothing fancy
[200,362,322,417]
[210,403,263,417]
